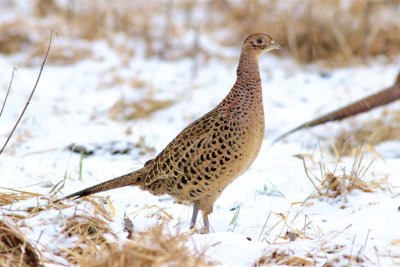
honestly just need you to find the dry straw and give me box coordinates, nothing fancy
[1,0,399,66]
[0,219,43,267]
[254,250,314,266]
[109,97,175,121]
[78,223,210,267]
[300,147,387,200]
[0,188,41,207]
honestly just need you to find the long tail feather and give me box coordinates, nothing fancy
[56,168,145,202]
[272,72,400,144]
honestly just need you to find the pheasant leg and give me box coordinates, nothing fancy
[190,203,200,229]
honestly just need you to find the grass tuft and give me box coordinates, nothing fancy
[0,189,41,207]
[0,219,43,267]
[109,97,175,120]
[59,214,114,265]
[55,197,115,265]
[78,223,210,267]
[301,147,387,200]
[254,250,315,266]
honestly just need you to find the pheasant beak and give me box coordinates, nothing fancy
[267,41,281,51]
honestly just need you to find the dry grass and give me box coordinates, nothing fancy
[25,39,93,66]
[78,223,210,267]
[322,253,366,267]
[258,211,320,246]
[332,110,400,156]
[52,197,115,265]
[0,18,92,66]
[320,171,377,199]
[1,0,399,66]
[0,188,41,207]
[1,194,210,266]
[58,214,114,265]
[1,195,116,266]
[301,147,387,200]
[255,246,369,266]
[0,219,43,267]
[254,250,315,266]
[103,73,176,121]
[0,20,33,55]
[208,0,400,65]
[109,97,175,120]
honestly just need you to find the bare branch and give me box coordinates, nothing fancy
[0,31,52,155]
[0,67,16,118]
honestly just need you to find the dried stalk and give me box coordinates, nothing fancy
[0,31,52,155]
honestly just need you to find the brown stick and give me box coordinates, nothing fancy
[273,71,400,144]
[0,31,52,155]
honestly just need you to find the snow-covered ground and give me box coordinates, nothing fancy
[1,6,400,267]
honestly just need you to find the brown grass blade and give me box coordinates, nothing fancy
[0,220,43,267]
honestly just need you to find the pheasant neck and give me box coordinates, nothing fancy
[235,51,262,92]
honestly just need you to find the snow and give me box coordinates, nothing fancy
[1,15,400,267]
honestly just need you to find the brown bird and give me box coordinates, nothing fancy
[273,71,400,144]
[59,33,280,233]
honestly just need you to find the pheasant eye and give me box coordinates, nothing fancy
[254,38,264,46]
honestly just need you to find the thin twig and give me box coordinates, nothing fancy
[0,67,16,117]
[0,31,52,155]
[362,229,370,253]
[328,224,352,241]
[349,234,357,265]
[302,156,322,195]
[258,211,272,241]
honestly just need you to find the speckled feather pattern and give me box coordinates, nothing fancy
[140,54,265,214]
[62,33,278,230]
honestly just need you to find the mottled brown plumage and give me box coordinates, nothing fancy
[59,33,280,233]
[273,71,400,144]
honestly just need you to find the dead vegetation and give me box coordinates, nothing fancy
[254,250,315,266]
[0,15,92,66]
[109,97,175,120]
[1,194,117,266]
[25,39,93,66]
[1,0,399,66]
[257,210,320,247]
[67,138,156,157]
[0,20,34,55]
[0,188,41,207]
[255,246,369,266]
[301,147,387,200]
[332,110,400,156]
[0,194,210,266]
[320,242,368,267]
[0,219,43,267]
[78,223,210,267]
[211,0,400,65]
[57,205,210,266]
[322,254,365,267]
[58,213,115,265]
[49,197,116,265]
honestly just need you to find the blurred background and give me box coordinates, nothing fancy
[1,0,399,67]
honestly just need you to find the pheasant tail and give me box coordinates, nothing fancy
[272,71,400,144]
[58,168,146,201]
